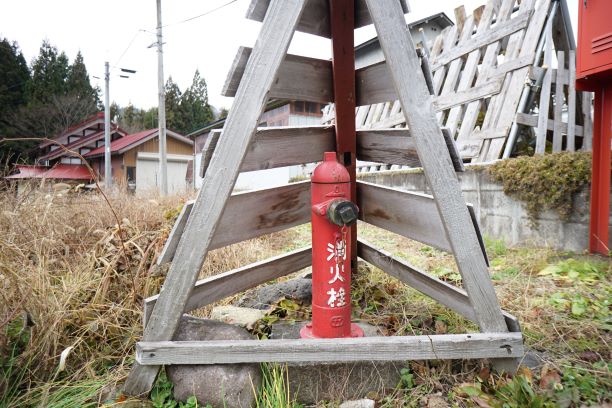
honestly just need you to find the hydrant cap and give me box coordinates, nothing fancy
[312,152,350,184]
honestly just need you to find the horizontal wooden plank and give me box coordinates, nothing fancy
[157,200,195,265]
[144,247,312,327]
[222,47,333,103]
[241,125,335,172]
[211,181,311,250]
[246,0,409,38]
[529,66,570,85]
[490,53,536,78]
[430,12,531,70]
[356,128,419,167]
[356,128,464,172]
[432,76,503,111]
[358,239,519,332]
[515,112,584,136]
[356,61,503,109]
[136,332,524,364]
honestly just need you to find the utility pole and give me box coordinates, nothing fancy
[157,0,168,195]
[104,61,112,188]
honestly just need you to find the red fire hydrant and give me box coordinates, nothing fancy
[300,152,364,339]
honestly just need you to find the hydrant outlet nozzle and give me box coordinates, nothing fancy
[326,199,359,227]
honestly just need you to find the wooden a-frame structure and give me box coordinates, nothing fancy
[124,0,524,396]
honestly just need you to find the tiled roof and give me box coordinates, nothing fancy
[85,129,158,157]
[4,165,48,179]
[41,163,94,180]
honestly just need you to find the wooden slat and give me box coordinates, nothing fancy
[536,28,553,155]
[455,0,516,146]
[439,8,475,103]
[567,50,577,152]
[445,0,499,136]
[136,332,524,365]
[123,1,307,395]
[356,61,504,108]
[241,125,334,172]
[222,47,333,103]
[199,130,221,178]
[211,182,310,250]
[552,50,565,152]
[356,128,419,166]
[157,200,195,265]
[246,0,409,38]
[358,240,519,332]
[432,25,460,95]
[489,52,536,79]
[430,12,531,71]
[482,0,551,161]
[366,0,508,333]
[144,247,312,327]
[515,112,584,136]
[433,77,504,112]
[357,182,487,259]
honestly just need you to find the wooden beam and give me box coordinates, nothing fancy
[552,50,566,153]
[536,28,553,155]
[241,125,335,172]
[356,61,504,107]
[123,1,307,395]
[515,113,584,137]
[246,0,409,38]
[365,0,508,333]
[199,130,221,178]
[157,200,195,265]
[357,182,487,260]
[430,11,530,71]
[567,50,577,151]
[144,247,312,327]
[211,182,310,250]
[357,240,519,332]
[356,128,464,172]
[136,332,524,365]
[222,47,333,103]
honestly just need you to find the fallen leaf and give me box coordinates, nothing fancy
[539,369,561,390]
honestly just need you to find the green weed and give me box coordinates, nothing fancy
[254,364,302,408]
[150,372,209,408]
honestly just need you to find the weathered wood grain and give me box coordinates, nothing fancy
[536,27,553,155]
[515,113,584,137]
[430,11,530,71]
[582,92,593,151]
[144,247,311,327]
[246,0,409,38]
[357,182,486,259]
[157,200,195,265]
[567,50,577,151]
[366,0,508,333]
[136,332,524,365]
[552,50,565,152]
[241,126,334,172]
[199,130,221,178]
[358,240,519,332]
[123,0,307,395]
[222,47,333,103]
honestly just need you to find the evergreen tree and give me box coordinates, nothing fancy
[26,40,70,104]
[0,38,31,162]
[182,70,214,133]
[164,76,185,133]
[67,51,99,107]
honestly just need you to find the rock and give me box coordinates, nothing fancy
[236,278,312,309]
[166,315,262,408]
[521,349,548,370]
[210,305,267,329]
[339,399,376,408]
[270,321,400,404]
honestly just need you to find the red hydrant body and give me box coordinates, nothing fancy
[301,152,364,339]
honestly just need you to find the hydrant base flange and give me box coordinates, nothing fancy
[299,322,365,339]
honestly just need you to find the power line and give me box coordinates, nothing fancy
[112,30,142,70]
[157,0,238,29]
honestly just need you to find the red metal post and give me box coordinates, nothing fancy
[330,0,357,266]
[301,152,363,339]
[589,85,612,255]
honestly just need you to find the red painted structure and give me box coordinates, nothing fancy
[330,0,358,265]
[576,0,612,255]
[301,152,363,339]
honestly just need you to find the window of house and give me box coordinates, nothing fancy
[80,148,91,155]
[306,102,319,114]
[126,166,136,182]
[293,101,305,113]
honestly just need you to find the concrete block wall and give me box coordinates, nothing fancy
[358,169,612,252]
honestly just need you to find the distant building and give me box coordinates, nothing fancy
[85,128,193,194]
[355,12,453,69]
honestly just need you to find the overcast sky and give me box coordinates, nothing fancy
[0,0,578,111]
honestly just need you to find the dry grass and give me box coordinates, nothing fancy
[0,183,298,406]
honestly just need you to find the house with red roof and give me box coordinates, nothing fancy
[85,128,193,193]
